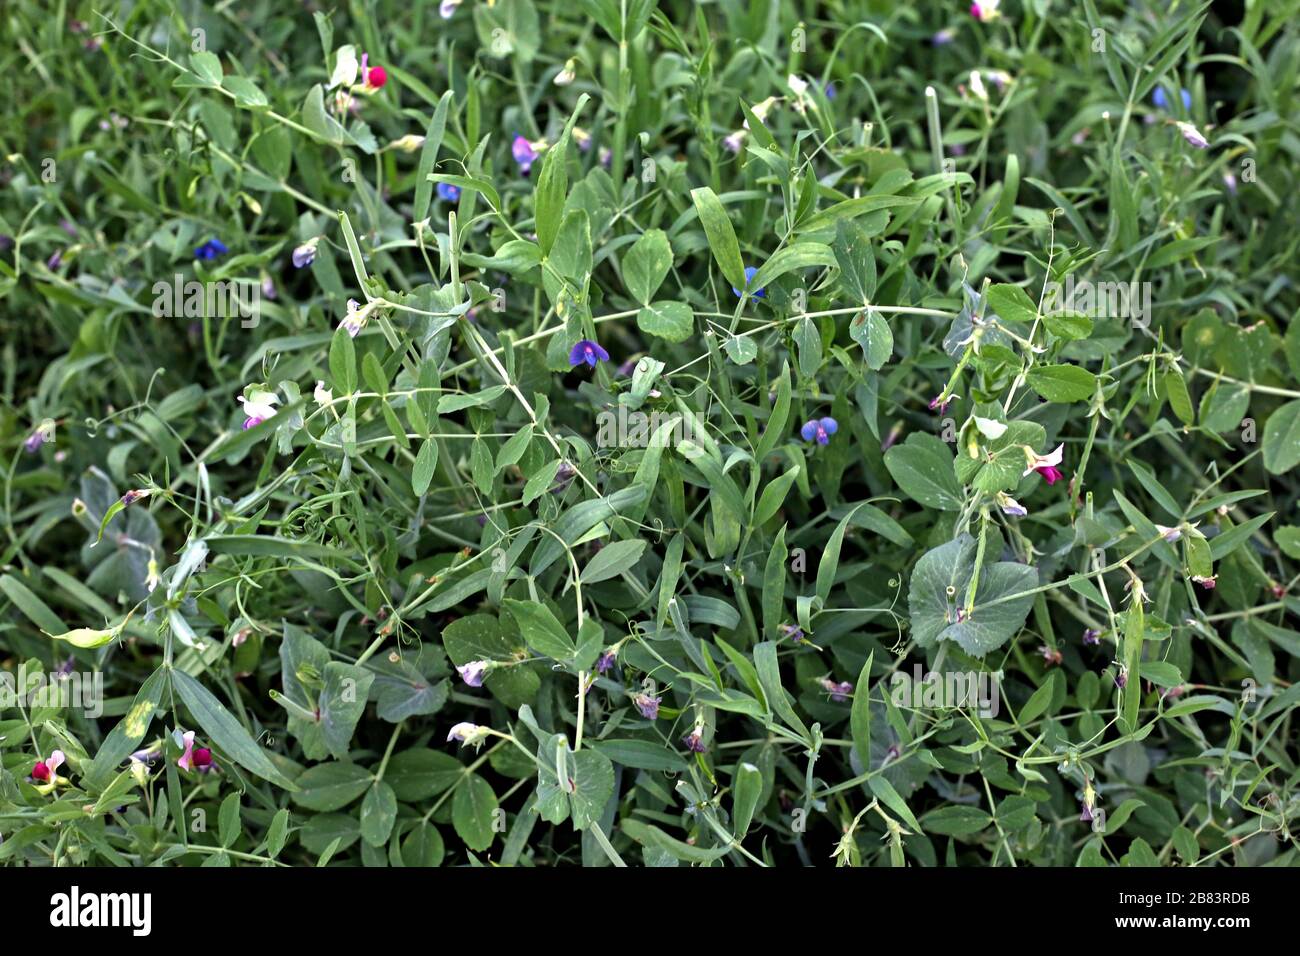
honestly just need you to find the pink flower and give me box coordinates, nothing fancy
[32,750,65,782]
[970,0,1001,21]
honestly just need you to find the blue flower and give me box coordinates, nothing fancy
[1152,86,1191,111]
[437,181,462,202]
[731,265,766,299]
[568,338,610,368]
[800,417,838,445]
[194,238,228,261]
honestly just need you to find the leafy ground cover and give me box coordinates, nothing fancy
[1,0,1299,867]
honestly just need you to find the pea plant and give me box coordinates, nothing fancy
[1,0,1298,868]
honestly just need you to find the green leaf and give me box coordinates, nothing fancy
[636,301,694,343]
[360,782,398,847]
[171,669,296,789]
[884,433,963,511]
[833,219,877,303]
[850,652,874,765]
[689,186,745,289]
[1042,310,1094,340]
[0,574,66,634]
[1026,364,1097,403]
[292,762,374,811]
[412,91,452,224]
[1263,399,1300,474]
[580,539,647,584]
[453,773,499,851]
[218,792,242,848]
[848,308,892,370]
[908,534,1038,657]
[85,667,168,788]
[503,599,576,663]
[189,51,224,86]
[753,641,810,741]
[329,326,357,394]
[412,439,438,496]
[732,762,763,838]
[623,229,673,305]
[1163,370,1194,424]
[986,283,1039,326]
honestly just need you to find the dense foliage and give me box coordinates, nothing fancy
[2,0,1299,868]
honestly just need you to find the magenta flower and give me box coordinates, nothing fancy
[177,732,213,772]
[568,339,609,368]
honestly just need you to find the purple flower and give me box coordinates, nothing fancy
[682,731,707,754]
[780,623,805,644]
[1082,628,1101,646]
[823,82,837,101]
[47,250,64,270]
[1152,86,1192,111]
[568,338,609,368]
[1079,802,1095,823]
[512,135,538,174]
[23,430,45,453]
[800,417,838,445]
[437,181,461,202]
[820,678,853,702]
[731,265,766,299]
[633,692,661,720]
[130,747,161,766]
[457,660,491,687]
[194,238,228,261]
[596,649,617,674]
[242,416,264,430]
[292,240,318,269]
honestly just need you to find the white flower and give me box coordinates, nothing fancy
[439,0,461,17]
[446,722,490,749]
[970,70,988,101]
[974,416,1007,440]
[1175,121,1209,149]
[555,58,577,87]
[238,386,280,422]
[314,380,333,406]
[1022,443,1064,477]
